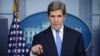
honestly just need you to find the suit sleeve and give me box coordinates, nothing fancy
[78,33,86,56]
[32,35,40,46]
[28,35,39,56]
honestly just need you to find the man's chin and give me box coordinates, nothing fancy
[53,27,60,30]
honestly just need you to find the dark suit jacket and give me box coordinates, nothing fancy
[31,26,86,56]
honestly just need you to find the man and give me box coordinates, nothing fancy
[30,1,86,56]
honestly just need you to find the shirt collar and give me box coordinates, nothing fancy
[51,25,64,33]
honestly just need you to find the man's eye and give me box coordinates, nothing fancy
[50,15,55,17]
[58,15,62,17]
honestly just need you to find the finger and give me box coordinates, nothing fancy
[31,45,41,55]
[38,44,42,48]
[31,46,38,54]
[40,47,43,53]
[38,44,43,53]
[34,44,43,55]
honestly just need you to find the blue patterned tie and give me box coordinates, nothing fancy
[56,30,62,56]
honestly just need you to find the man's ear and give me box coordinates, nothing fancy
[64,15,66,20]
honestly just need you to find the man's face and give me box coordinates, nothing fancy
[48,9,65,30]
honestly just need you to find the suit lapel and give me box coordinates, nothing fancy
[45,27,58,56]
[61,26,70,56]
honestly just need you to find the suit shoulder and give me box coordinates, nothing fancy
[34,27,49,37]
[64,26,81,35]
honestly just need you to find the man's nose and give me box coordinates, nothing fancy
[54,17,58,22]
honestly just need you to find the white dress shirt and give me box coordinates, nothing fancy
[51,25,64,42]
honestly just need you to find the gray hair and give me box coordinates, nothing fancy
[47,1,66,15]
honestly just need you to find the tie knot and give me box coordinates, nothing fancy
[56,30,60,33]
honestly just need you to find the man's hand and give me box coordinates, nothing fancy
[31,44,43,55]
